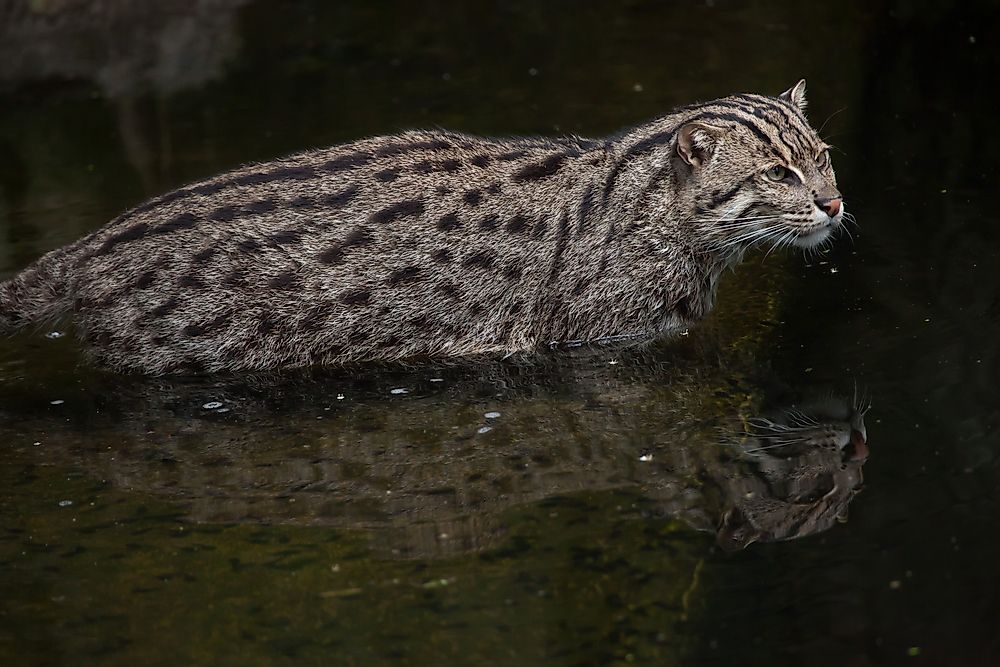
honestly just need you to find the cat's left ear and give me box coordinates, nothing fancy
[779,79,808,112]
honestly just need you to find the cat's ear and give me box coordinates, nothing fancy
[676,122,724,169]
[779,79,808,112]
[715,507,761,552]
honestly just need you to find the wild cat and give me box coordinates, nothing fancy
[0,79,845,374]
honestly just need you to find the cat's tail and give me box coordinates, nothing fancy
[0,248,74,335]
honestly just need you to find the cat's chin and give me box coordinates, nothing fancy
[790,225,833,248]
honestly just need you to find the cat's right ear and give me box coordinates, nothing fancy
[779,79,808,112]
[676,122,723,170]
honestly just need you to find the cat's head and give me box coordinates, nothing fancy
[674,79,846,253]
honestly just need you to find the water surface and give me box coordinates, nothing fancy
[1,1,998,665]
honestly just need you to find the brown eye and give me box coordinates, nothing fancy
[816,150,831,169]
[765,165,788,181]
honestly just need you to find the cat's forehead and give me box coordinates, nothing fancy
[713,93,825,163]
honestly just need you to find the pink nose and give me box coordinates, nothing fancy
[817,197,842,218]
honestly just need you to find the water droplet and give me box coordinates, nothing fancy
[528,67,539,76]
[202,401,223,410]
[390,388,409,395]
[215,407,230,413]
[45,331,64,339]
[639,453,654,462]
[58,500,73,507]
[632,83,644,92]
[429,378,444,383]
[336,394,345,400]
[477,426,492,434]
[32,442,41,447]
[484,411,501,419]
[50,400,64,406]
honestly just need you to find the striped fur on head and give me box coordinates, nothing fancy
[616,79,844,261]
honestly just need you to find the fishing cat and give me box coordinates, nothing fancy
[0,79,845,374]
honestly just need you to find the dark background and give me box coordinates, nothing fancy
[1,1,999,665]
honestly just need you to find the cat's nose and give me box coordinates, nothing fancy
[816,197,842,218]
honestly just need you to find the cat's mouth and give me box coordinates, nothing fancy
[790,224,834,248]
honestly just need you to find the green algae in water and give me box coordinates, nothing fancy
[0,463,707,666]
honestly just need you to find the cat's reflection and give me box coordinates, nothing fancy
[712,396,869,551]
[9,357,870,557]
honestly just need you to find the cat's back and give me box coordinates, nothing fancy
[74,129,602,273]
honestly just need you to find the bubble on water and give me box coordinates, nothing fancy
[202,401,223,410]
[476,426,493,434]
[215,407,230,413]
[32,442,41,447]
[45,331,64,339]
[50,400,64,406]
[58,500,73,507]
[484,411,501,419]
[336,394,345,400]
[390,388,409,395]
[639,453,654,462]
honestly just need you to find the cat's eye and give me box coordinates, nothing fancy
[765,165,788,182]
[816,150,831,170]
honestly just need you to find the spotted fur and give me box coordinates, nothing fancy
[0,80,844,374]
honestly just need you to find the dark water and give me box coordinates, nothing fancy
[1,1,998,665]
